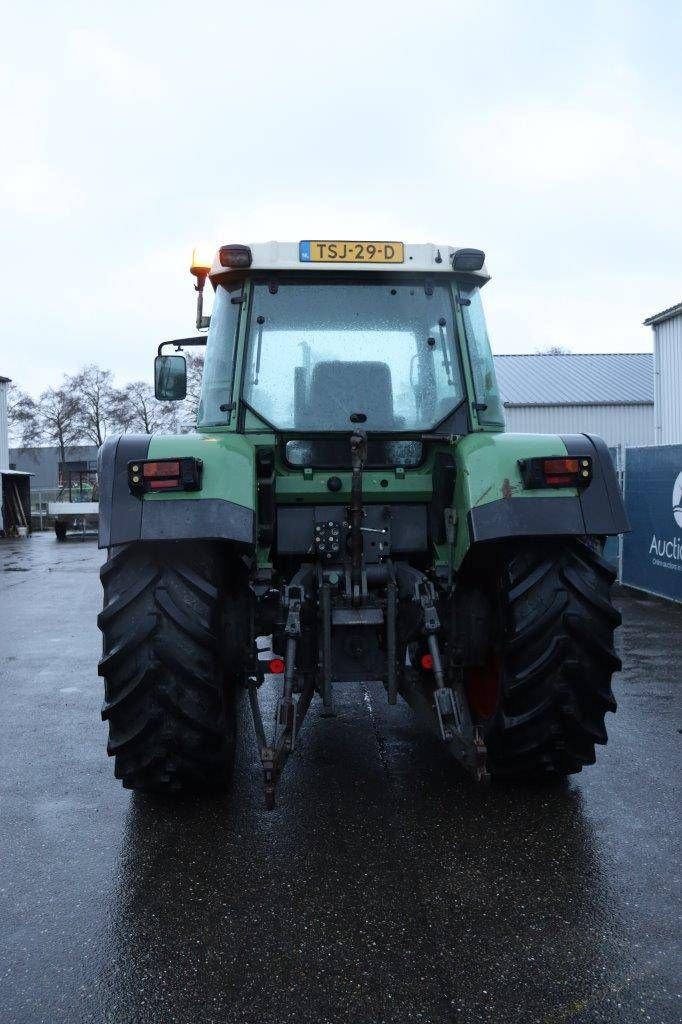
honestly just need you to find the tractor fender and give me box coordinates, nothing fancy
[454,431,629,557]
[98,432,256,549]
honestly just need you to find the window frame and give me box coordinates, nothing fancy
[237,270,469,435]
[196,279,245,429]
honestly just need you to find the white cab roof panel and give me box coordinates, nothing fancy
[209,242,489,282]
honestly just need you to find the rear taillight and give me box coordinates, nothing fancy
[128,457,203,496]
[143,460,180,478]
[519,456,592,489]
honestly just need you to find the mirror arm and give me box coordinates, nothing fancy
[157,337,208,357]
[192,268,211,331]
[196,293,211,331]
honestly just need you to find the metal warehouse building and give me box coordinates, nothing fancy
[9,444,99,490]
[644,301,682,444]
[494,353,655,449]
[0,377,8,464]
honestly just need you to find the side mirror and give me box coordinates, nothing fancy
[154,355,187,401]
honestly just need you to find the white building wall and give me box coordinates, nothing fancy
[0,379,9,471]
[653,312,682,444]
[503,403,655,449]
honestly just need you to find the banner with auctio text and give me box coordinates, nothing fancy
[621,444,682,603]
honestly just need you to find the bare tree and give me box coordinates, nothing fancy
[538,345,572,355]
[184,353,205,427]
[68,365,115,445]
[159,401,185,434]
[37,385,83,461]
[7,382,39,448]
[8,357,200,454]
[110,381,175,435]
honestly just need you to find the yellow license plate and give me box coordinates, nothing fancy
[299,240,404,263]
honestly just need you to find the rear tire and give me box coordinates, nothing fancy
[469,539,621,781]
[98,542,247,792]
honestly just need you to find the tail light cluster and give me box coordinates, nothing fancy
[128,457,203,496]
[519,456,592,490]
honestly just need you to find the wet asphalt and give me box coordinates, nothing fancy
[0,533,680,1024]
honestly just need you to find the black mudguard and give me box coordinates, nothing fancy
[468,433,629,543]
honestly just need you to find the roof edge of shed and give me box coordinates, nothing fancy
[643,302,682,327]
[504,400,654,409]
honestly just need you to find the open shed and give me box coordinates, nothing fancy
[0,376,32,536]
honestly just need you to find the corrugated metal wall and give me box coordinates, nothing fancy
[503,403,655,448]
[0,381,9,471]
[653,312,682,444]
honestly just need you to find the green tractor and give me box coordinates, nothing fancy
[98,240,627,807]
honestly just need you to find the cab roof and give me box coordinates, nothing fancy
[208,242,490,283]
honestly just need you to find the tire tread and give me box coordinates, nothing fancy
[486,539,621,781]
[98,542,244,792]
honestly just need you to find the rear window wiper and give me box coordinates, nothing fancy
[252,315,265,384]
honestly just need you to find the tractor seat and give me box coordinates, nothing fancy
[307,360,395,428]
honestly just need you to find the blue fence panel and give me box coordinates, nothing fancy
[621,444,682,603]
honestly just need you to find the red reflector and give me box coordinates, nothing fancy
[544,474,574,487]
[420,653,434,671]
[149,478,180,490]
[269,658,285,674]
[143,461,180,478]
[543,458,579,475]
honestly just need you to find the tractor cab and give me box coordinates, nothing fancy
[156,241,505,443]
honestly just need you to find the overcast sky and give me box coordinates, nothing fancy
[2,0,680,396]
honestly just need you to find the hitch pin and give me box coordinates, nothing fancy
[426,634,446,690]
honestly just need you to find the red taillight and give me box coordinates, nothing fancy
[543,457,586,487]
[143,461,180,478]
[128,457,203,496]
[543,458,579,475]
[420,653,434,671]
[143,461,182,491]
[149,478,180,490]
[544,475,569,486]
[269,658,285,674]
[519,455,592,489]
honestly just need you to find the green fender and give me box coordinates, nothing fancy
[147,432,256,510]
[451,431,628,567]
[98,431,256,549]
